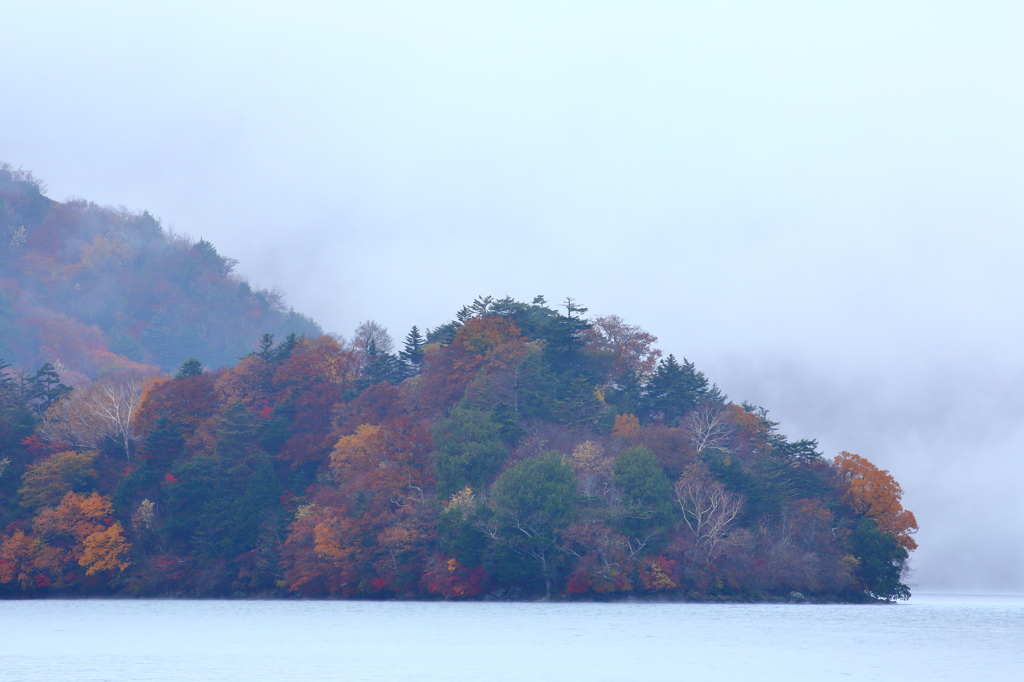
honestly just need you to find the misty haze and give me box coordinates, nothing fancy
[1,1,1023,679]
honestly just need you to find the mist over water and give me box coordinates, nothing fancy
[3,4,1023,591]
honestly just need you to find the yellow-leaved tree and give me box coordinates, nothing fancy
[0,491,130,590]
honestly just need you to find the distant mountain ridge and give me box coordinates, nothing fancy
[0,164,321,379]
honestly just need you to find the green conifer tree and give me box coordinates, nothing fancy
[399,326,425,375]
[29,362,72,415]
[640,355,710,425]
[175,358,204,379]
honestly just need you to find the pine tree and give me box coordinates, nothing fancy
[0,354,11,389]
[274,332,300,362]
[140,415,186,466]
[216,401,262,468]
[175,358,204,379]
[399,326,425,375]
[640,355,710,426]
[257,333,276,360]
[30,362,72,415]
[359,343,405,389]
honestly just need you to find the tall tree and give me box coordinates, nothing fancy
[431,408,507,498]
[29,363,72,417]
[163,402,278,569]
[359,340,405,389]
[612,446,674,550]
[353,320,394,357]
[399,326,425,375]
[834,451,919,551]
[849,517,911,601]
[39,372,148,458]
[0,354,11,389]
[582,315,662,382]
[640,355,711,426]
[673,461,744,566]
[488,452,579,597]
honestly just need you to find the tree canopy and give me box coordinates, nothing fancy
[0,167,917,602]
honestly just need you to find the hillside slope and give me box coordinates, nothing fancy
[0,167,916,602]
[0,165,320,378]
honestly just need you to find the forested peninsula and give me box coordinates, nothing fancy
[0,166,917,602]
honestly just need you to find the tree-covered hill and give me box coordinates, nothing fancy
[0,169,917,602]
[0,164,320,377]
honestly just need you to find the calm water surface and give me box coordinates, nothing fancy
[2,594,1021,681]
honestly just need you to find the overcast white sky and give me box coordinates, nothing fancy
[3,1,1023,591]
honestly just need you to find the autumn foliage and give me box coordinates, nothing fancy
[1,492,129,589]
[0,164,320,377]
[0,168,918,601]
[0,293,919,601]
[834,451,919,551]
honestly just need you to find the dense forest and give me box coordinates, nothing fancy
[0,164,320,377]
[0,166,917,602]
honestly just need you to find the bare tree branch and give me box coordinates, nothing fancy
[674,462,744,565]
[683,403,734,454]
[39,373,147,459]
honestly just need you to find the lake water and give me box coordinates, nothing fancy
[1,594,1021,681]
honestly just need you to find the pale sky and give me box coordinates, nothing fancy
[3,1,1023,591]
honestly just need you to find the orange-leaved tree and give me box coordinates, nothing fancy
[281,421,434,596]
[833,451,918,551]
[419,316,524,413]
[0,491,130,590]
[271,336,361,467]
[582,315,662,382]
[611,413,640,439]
